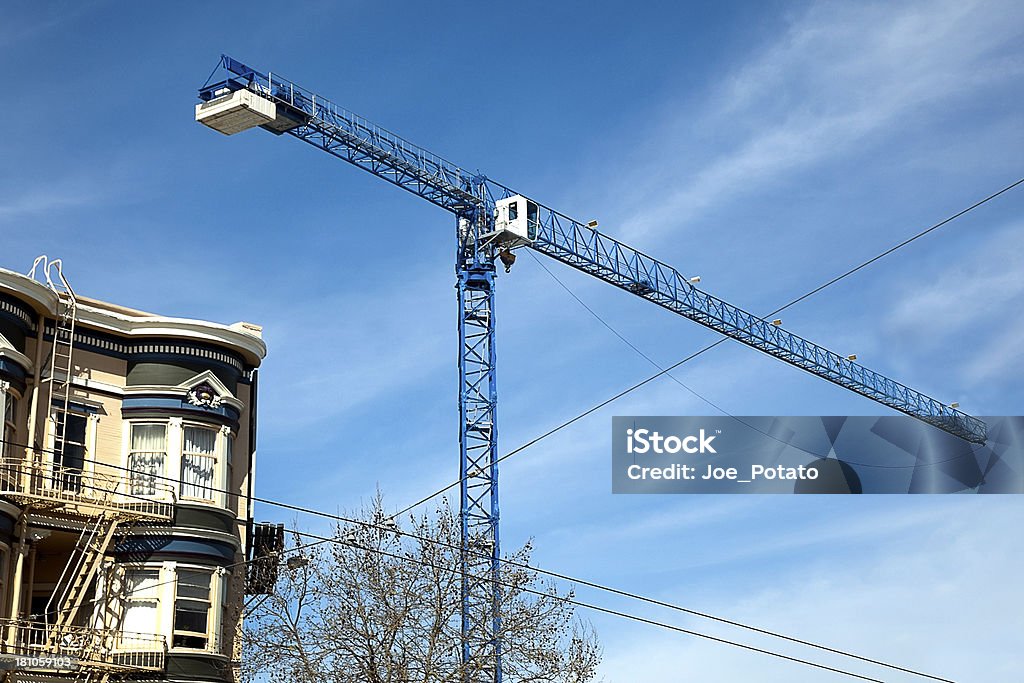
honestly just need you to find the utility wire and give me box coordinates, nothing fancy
[4,174,1011,682]
[275,525,890,683]
[393,176,1023,517]
[525,249,834,457]
[2,441,952,682]
[524,249,734,414]
[526,246,988,472]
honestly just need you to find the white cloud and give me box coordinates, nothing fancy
[887,226,1024,336]
[255,273,450,434]
[884,223,1024,384]
[596,498,1024,681]
[615,0,1024,242]
[0,177,114,220]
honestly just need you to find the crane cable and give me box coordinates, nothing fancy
[392,175,1024,518]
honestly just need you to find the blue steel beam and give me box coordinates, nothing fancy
[207,56,481,218]
[508,195,987,444]
[457,264,502,683]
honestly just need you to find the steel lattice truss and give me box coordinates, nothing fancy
[198,53,989,683]
[457,265,502,681]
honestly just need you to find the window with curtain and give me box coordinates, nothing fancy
[122,569,160,641]
[129,424,167,496]
[173,569,212,649]
[181,427,217,501]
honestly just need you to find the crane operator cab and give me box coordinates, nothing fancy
[479,195,540,249]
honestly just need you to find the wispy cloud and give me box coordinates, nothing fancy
[596,498,1024,681]
[0,154,164,223]
[255,273,450,434]
[616,0,1024,242]
[0,177,115,221]
[885,223,1024,384]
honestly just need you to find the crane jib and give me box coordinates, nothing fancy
[195,55,987,440]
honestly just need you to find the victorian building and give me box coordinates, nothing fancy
[0,258,267,683]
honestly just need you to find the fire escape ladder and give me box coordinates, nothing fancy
[46,513,120,644]
[44,259,79,472]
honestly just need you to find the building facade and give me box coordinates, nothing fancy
[0,259,266,683]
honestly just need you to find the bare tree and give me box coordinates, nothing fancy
[242,496,601,683]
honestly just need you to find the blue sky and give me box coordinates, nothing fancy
[3,1,1023,679]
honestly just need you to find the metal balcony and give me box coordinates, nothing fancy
[0,458,175,521]
[0,619,167,672]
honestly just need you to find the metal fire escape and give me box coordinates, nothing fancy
[0,257,173,683]
[194,55,987,682]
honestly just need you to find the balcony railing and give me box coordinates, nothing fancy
[0,458,175,521]
[0,619,166,672]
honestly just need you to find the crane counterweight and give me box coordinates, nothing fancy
[195,88,277,135]
[196,85,305,136]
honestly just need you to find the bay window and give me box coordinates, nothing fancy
[125,420,230,506]
[115,563,225,654]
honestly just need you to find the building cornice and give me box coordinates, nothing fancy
[0,267,266,366]
[0,267,57,316]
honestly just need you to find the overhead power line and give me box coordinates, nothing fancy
[3,173,1008,683]
[1,439,953,683]
[276,525,888,683]
[393,175,1023,517]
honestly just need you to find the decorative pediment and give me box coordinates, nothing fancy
[177,371,234,409]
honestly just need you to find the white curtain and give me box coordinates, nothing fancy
[181,427,216,500]
[129,424,166,496]
[122,570,160,641]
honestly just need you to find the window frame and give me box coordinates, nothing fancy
[2,387,18,460]
[121,567,162,641]
[123,419,231,508]
[127,422,169,498]
[180,423,219,503]
[113,561,224,654]
[172,567,215,650]
[50,409,90,493]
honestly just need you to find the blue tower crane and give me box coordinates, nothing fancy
[194,55,987,683]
